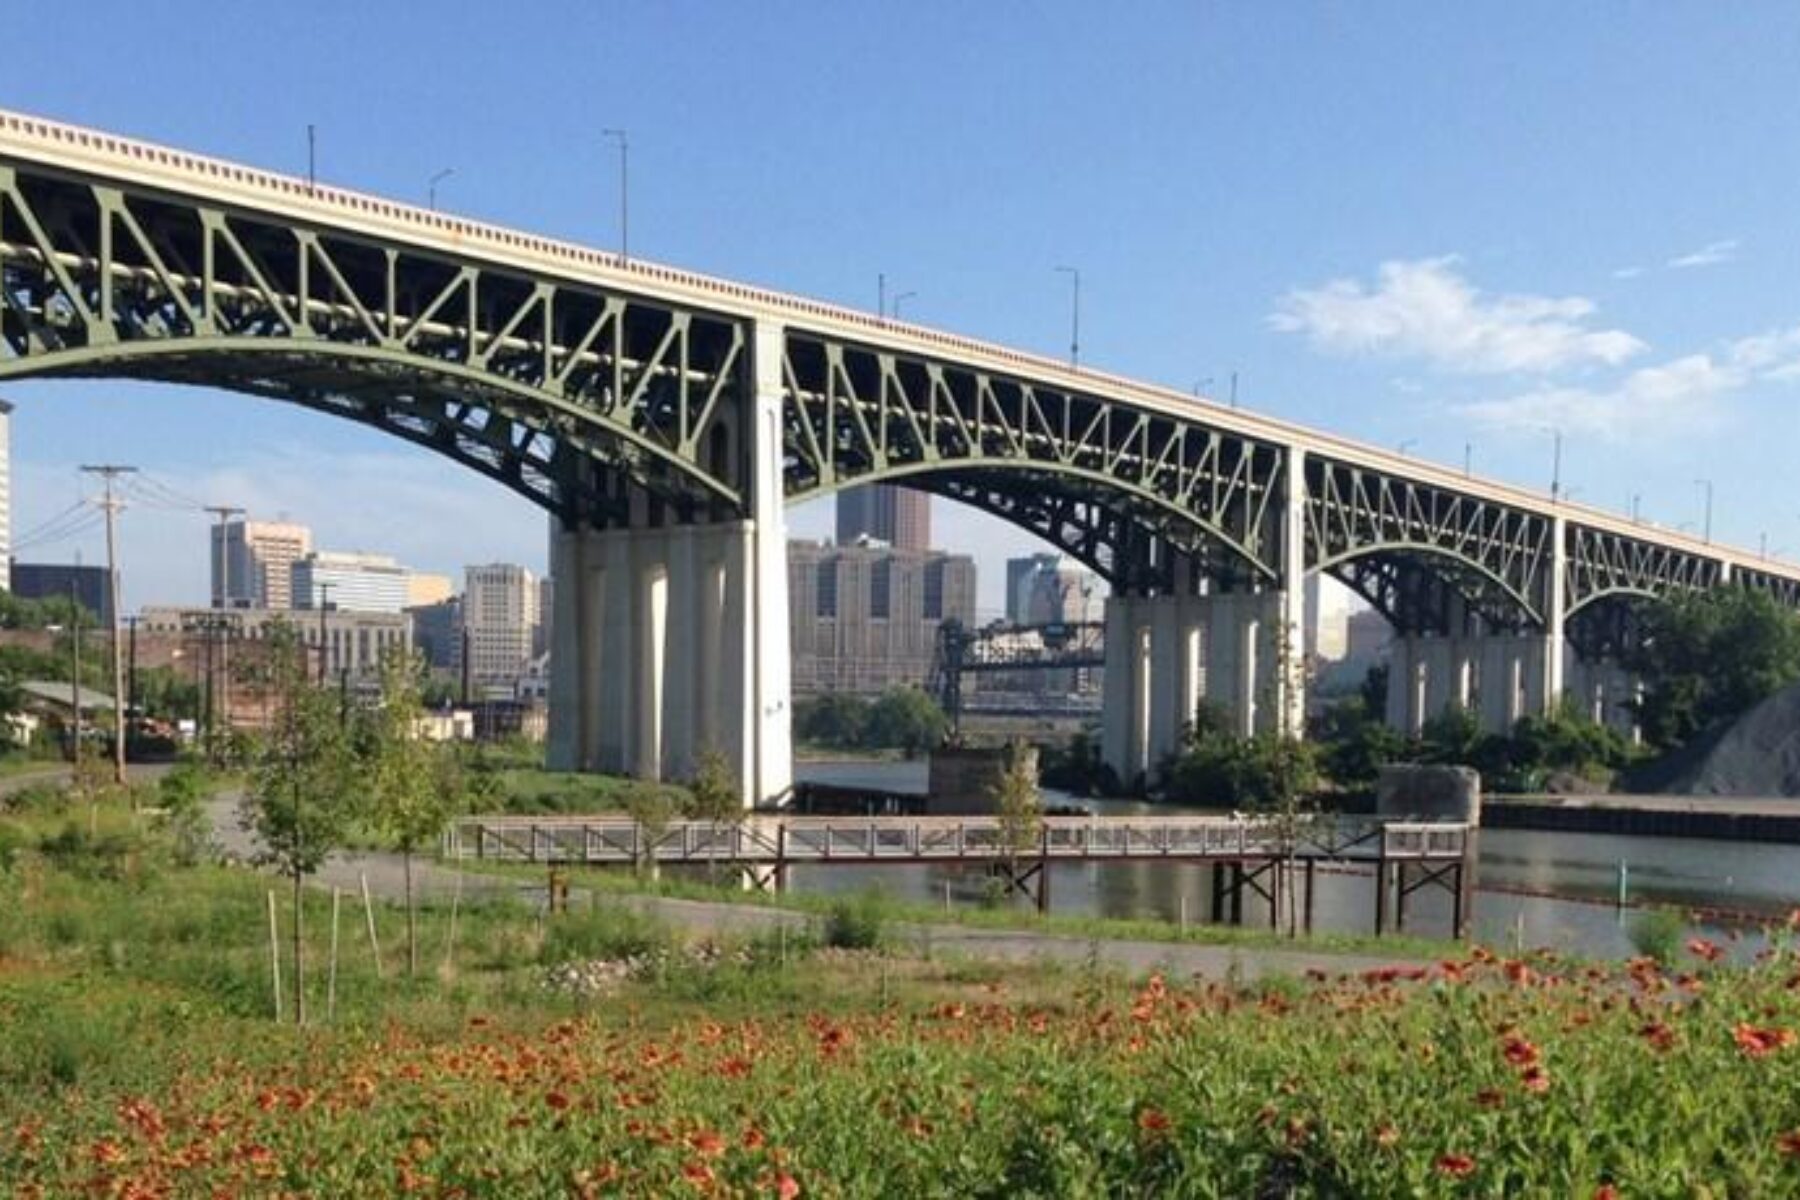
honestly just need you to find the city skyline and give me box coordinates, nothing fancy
[8,7,1800,613]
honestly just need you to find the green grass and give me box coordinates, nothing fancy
[466,858,1450,960]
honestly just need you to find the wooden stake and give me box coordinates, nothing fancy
[441,870,463,976]
[326,887,341,1024]
[266,890,283,1023]
[360,872,384,979]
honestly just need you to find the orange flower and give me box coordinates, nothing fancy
[1520,1065,1551,1094]
[1373,1123,1400,1148]
[91,1139,127,1167]
[1436,1153,1477,1178]
[545,1090,571,1111]
[1501,1037,1539,1067]
[681,1161,716,1188]
[1687,938,1724,963]
[1638,1022,1677,1052]
[1776,1129,1800,1157]
[1594,1186,1620,1200]
[689,1131,727,1158]
[774,1173,801,1200]
[1734,1023,1797,1058]
[1138,1108,1172,1135]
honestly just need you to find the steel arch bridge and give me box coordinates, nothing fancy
[3,109,1796,794]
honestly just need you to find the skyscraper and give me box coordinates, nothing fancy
[211,519,312,610]
[463,563,540,689]
[836,484,930,551]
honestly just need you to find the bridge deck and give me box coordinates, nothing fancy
[445,814,1470,868]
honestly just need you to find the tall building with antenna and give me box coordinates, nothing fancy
[836,484,929,552]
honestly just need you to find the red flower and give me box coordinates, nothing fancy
[1734,1023,1797,1058]
[1594,1186,1620,1200]
[545,1091,571,1111]
[1520,1065,1551,1094]
[1638,1022,1677,1052]
[1776,1128,1800,1158]
[774,1173,801,1200]
[1436,1153,1476,1178]
[681,1161,716,1188]
[1138,1108,1172,1135]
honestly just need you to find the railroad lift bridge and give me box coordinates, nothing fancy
[3,109,1799,807]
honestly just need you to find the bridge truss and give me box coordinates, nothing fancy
[3,108,1798,651]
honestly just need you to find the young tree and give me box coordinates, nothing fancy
[367,648,460,979]
[990,739,1044,873]
[683,747,742,884]
[240,622,355,1023]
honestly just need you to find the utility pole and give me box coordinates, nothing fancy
[1694,478,1714,543]
[82,464,135,786]
[1229,371,1239,410]
[205,506,244,737]
[878,272,885,321]
[428,167,454,212]
[307,124,317,192]
[316,581,333,684]
[602,128,629,264]
[69,582,82,792]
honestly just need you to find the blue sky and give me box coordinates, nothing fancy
[7,3,1800,612]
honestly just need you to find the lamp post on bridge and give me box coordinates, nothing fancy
[1693,479,1713,543]
[1054,265,1080,369]
[892,291,916,320]
[1549,427,1563,503]
[602,128,629,265]
[428,168,454,212]
[1396,439,1416,457]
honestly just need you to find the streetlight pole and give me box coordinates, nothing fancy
[1463,442,1473,477]
[1054,266,1080,368]
[1694,479,1713,543]
[1550,428,1563,502]
[428,167,454,212]
[892,291,916,320]
[602,128,629,265]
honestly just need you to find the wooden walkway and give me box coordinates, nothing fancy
[446,814,1475,935]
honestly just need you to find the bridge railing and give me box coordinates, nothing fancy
[445,814,1471,867]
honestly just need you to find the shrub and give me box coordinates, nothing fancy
[1629,907,1687,966]
[823,892,887,950]
[539,906,671,965]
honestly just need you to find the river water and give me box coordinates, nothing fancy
[791,760,1800,959]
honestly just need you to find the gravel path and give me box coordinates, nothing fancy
[204,795,1428,984]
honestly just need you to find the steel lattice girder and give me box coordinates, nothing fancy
[1305,456,1551,628]
[780,331,1289,584]
[0,160,750,524]
[1563,524,1725,616]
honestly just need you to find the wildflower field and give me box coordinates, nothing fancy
[5,803,1800,1195]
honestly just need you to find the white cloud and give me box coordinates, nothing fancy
[1269,257,1646,374]
[1611,265,1645,280]
[1459,324,1800,439]
[1667,239,1739,269]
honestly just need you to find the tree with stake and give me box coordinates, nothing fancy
[240,622,354,1024]
[684,747,741,885]
[367,647,460,979]
[990,740,1043,900]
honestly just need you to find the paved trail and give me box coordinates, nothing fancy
[205,795,1427,983]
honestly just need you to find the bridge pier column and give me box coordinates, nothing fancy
[544,323,793,807]
[1565,655,1641,739]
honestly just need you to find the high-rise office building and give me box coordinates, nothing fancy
[463,563,540,689]
[292,551,411,614]
[406,572,455,608]
[211,519,312,610]
[408,597,463,674]
[835,484,930,552]
[1004,553,1098,625]
[788,540,976,695]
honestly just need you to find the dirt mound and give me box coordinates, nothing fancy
[1627,681,1800,797]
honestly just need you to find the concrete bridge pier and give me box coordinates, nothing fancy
[547,323,793,806]
[1564,655,1642,742]
[1101,589,1301,784]
[1386,632,1551,736]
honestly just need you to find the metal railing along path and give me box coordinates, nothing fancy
[443,814,1470,868]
